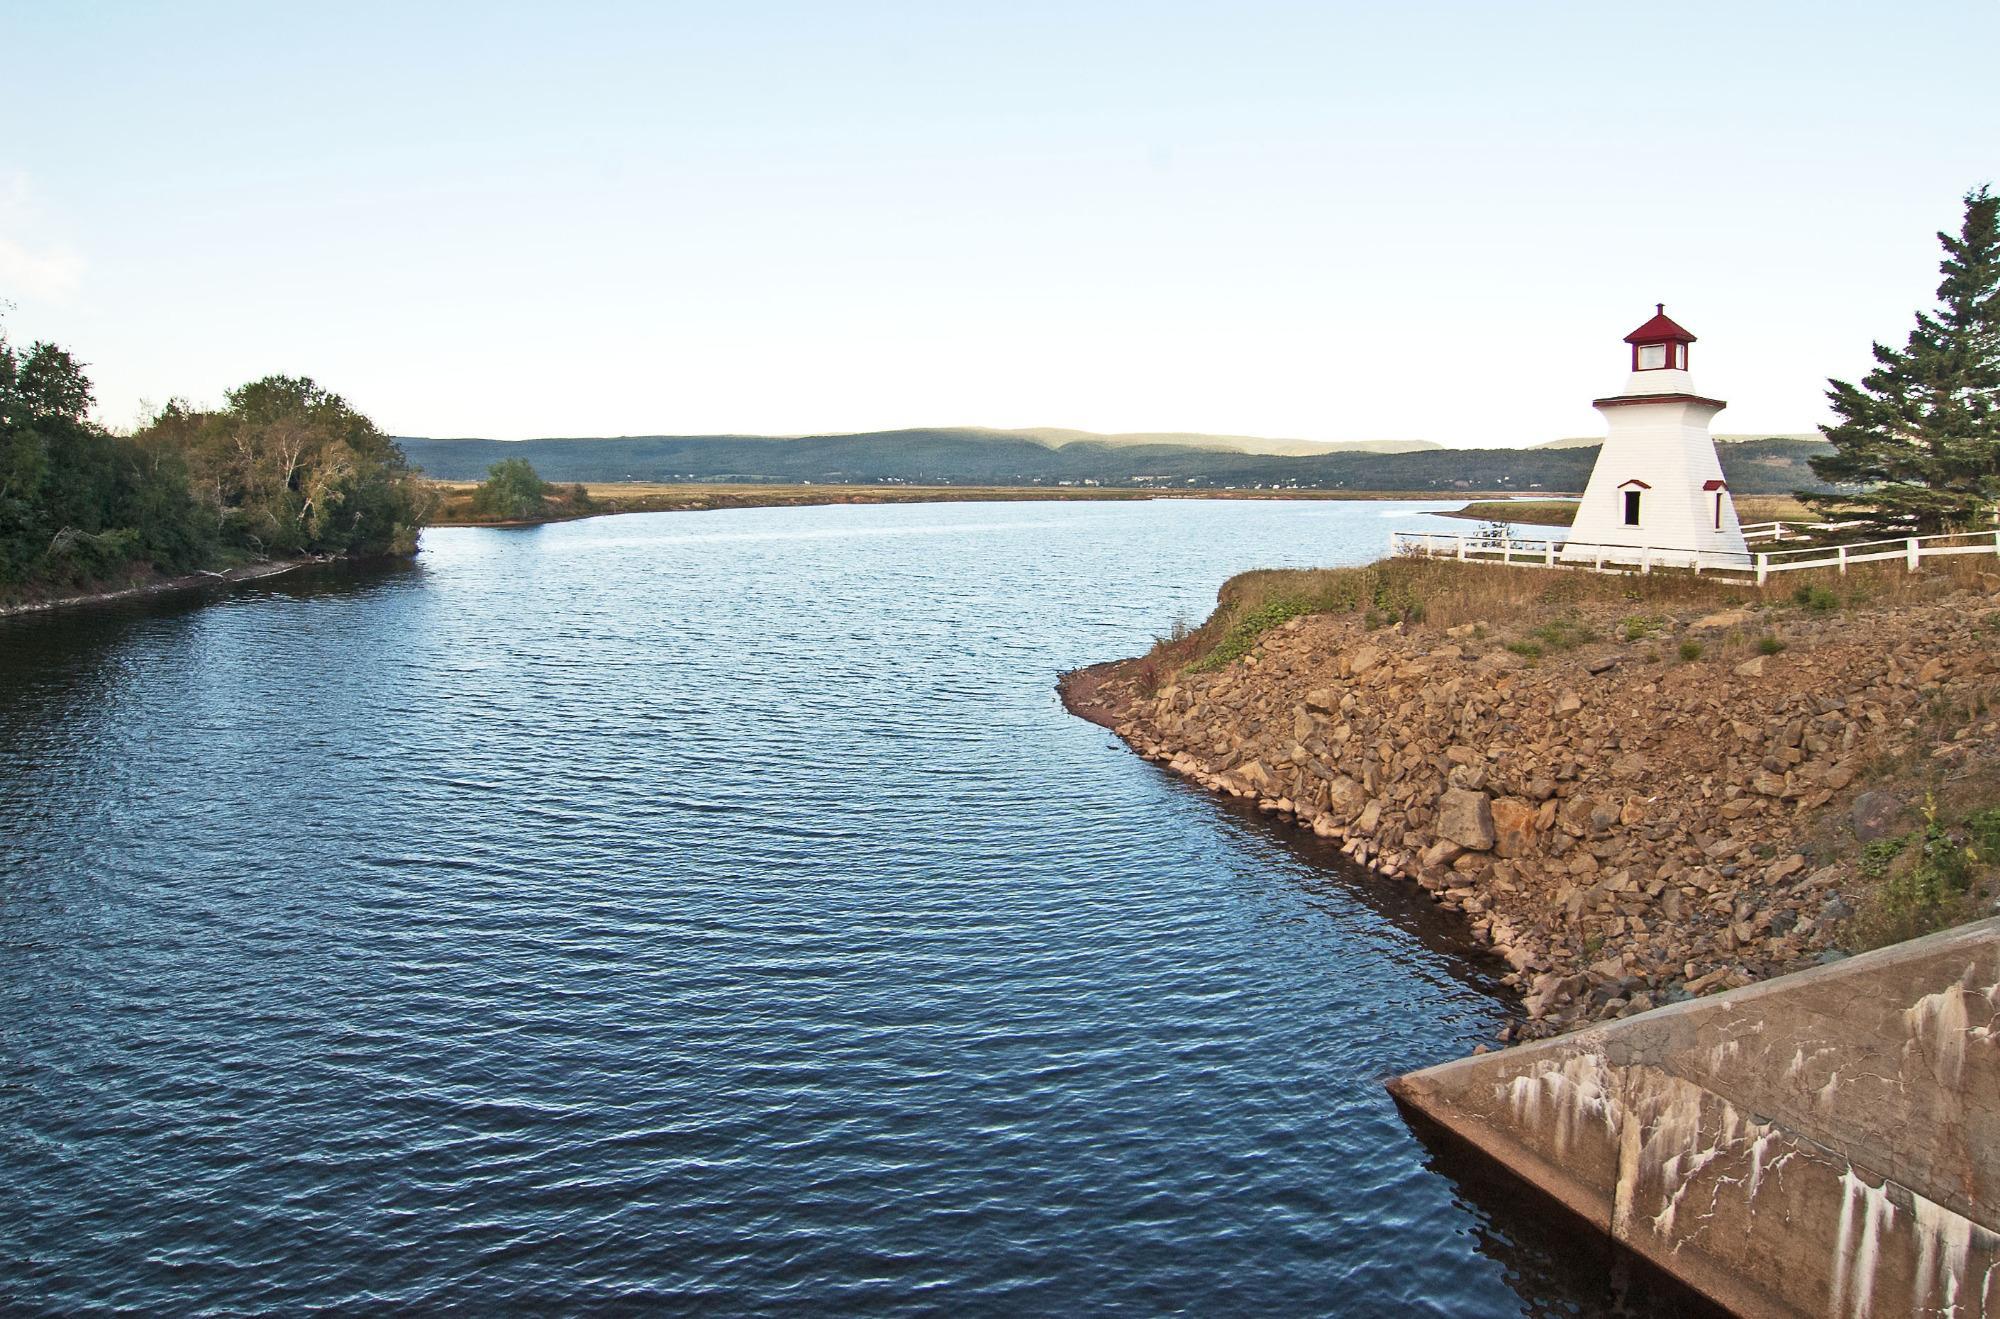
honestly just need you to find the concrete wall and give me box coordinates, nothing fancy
[1390,918,2000,1318]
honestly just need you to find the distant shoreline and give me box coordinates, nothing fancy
[0,556,333,620]
[425,482,1555,529]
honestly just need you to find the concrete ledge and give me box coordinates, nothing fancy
[1390,918,2000,1318]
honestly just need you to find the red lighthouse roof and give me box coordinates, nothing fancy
[1624,303,1695,344]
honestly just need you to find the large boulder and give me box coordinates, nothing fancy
[1851,789,1907,842]
[1490,797,1538,857]
[1324,774,1367,821]
[1437,787,1497,852]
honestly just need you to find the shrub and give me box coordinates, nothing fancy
[1678,640,1704,661]
[1757,634,1787,655]
[1794,584,1840,612]
[1847,795,1985,949]
[1526,616,1596,652]
[470,458,551,520]
[1965,808,2000,858]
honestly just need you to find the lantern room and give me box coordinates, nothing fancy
[1624,303,1694,373]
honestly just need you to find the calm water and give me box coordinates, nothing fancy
[1,499,1706,1315]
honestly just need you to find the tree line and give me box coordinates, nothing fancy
[1,324,432,597]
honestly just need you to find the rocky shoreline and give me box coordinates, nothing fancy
[1061,575,2000,1041]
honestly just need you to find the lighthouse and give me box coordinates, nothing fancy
[1562,306,1746,567]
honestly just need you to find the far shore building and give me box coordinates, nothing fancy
[1561,306,1747,568]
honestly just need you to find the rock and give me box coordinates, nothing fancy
[1693,608,1752,630]
[1348,645,1385,676]
[1851,789,1906,841]
[1767,853,1807,882]
[1323,774,1366,817]
[1490,797,1538,858]
[1354,798,1383,836]
[1437,787,1496,852]
[1553,690,1583,717]
[1751,770,1787,797]
[1734,655,1767,678]
[1421,837,1464,869]
[1819,895,1854,923]
[1585,656,1619,675]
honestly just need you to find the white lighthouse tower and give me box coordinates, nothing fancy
[1562,306,1746,567]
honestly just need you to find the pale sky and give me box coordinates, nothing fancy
[2,2,1995,447]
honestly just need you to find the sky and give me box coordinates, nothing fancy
[1,2,1995,448]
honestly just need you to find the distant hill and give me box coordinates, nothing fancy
[399,428,1834,496]
[1004,428,1439,457]
[1534,431,1824,450]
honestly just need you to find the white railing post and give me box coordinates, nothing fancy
[1907,537,1920,571]
[1756,552,1769,586]
[1502,542,1512,565]
[1457,535,1466,562]
[1641,547,1651,575]
[1837,543,1847,575]
[1544,540,1555,567]
[1693,552,1702,576]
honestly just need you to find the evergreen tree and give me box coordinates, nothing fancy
[1809,185,2000,529]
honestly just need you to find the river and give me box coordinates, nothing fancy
[0,499,1705,1314]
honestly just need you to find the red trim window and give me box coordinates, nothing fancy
[1619,478,1649,526]
[1704,478,1727,529]
[1632,341,1690,371]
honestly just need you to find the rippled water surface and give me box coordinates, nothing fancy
[1,500,1705,1314]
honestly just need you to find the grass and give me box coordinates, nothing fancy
[1137,552,2000,685]
[1733,495,1819,524]
[1447,500,1580,527]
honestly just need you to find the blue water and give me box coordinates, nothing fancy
[0,499,1706,1314]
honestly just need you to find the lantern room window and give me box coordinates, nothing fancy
[1676,343,1688,369]
[1637,343,1668,370]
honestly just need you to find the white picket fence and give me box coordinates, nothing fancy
[1390,527,2000,585]
[1740,519,1874,544]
